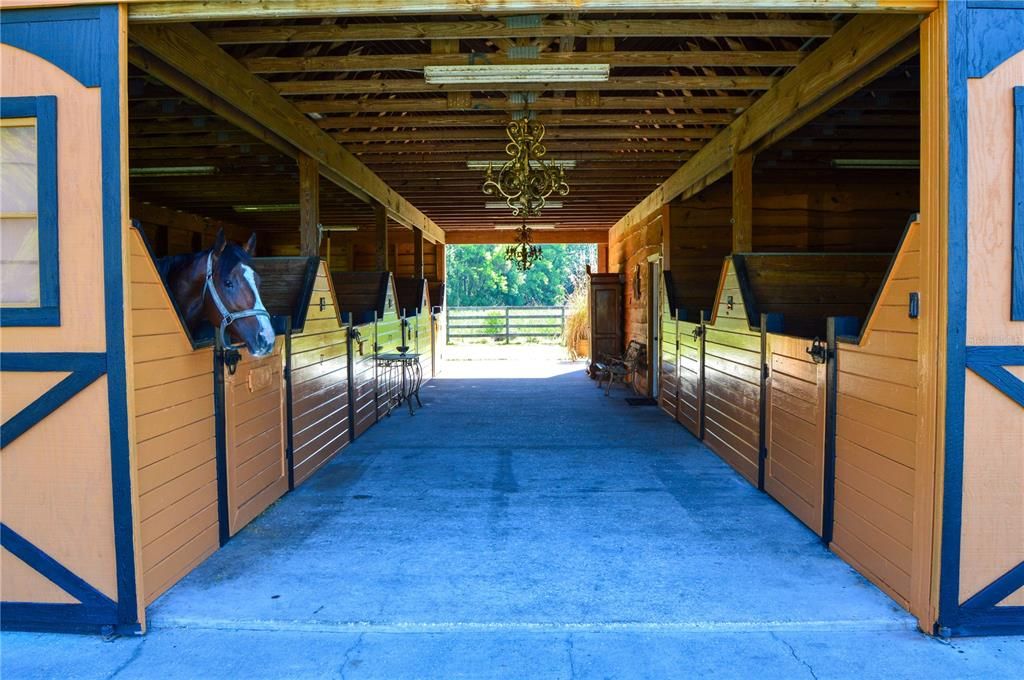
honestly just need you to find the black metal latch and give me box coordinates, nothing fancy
[692,325,704,341]
[806,338,829,364]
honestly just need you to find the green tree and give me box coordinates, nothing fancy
[445,243,596,307]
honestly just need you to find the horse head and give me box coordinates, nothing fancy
[203,230,276,357]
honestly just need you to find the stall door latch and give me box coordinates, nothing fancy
[692,325,704,341]
[806,338,830,364]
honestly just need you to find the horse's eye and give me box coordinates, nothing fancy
[224,280,234,289]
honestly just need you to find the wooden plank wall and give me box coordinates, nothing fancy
[668,193,732,321]
[607,205,666,394]
[128,228,219,605]
[289,262,351,487]
[833,221,921,609]
[702,260,763,486]
[671,179,918,257]
[266,232,440,280]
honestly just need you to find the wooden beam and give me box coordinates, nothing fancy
[413,227,425,279]
[298,153,320,257]
[204,18,839,44]
[731,150,753,252]
[435,243,446,282]
[129,23,445,244]
[374,203,388,271]
[130,2,938,24]
[445,229,609,245]
[242,50,806,74]
[609,13,923,241]
[274,74,778,96]
[313,112,737,128]
[293,95,757,114]
[331,127,722,142]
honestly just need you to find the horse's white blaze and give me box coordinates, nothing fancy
[242,265,276,347]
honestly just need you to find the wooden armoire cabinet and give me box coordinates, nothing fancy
[588,271,624,377]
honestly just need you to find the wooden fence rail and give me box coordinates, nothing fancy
[446,306,567,343]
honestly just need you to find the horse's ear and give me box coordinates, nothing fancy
[213,229,227,255]
[244,232,257,255]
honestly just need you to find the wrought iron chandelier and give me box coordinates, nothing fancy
[482,112,570,217]
[505,221,543,272]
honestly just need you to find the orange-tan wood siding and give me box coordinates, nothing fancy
[222,346,289,536]
[701,260,762,486]
[128,227,219,605]
[289,262,351,487]
[832,221,922,609]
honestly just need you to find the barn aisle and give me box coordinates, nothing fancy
[4,354,1021,678]
[146,353,911,631]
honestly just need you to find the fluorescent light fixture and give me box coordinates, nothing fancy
[232,203,300,213]
[466,160,576,170]
[130,165,217,177]
[494,223,557,230]
[425,64,610,85]
[830,159,919,169]
[486,201,562,209]
[320,225,360,232]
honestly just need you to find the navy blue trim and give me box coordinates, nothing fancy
[0,95,60,327]
[966,6,1024,78]
[965,346,1024,407]
[213,347,231,546]
[1014,88,1024,321]
[1,523,116,609]
[960,561,1024,611]
[0,352,106,448]
[0,603,120,633]
[939,0,971,635]
[940,4,1024,638]
[0,7,103,87]
[95,4,140,632]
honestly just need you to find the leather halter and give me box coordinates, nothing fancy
[204,252,272,350]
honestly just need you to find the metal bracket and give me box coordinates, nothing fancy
[806,338,829,364]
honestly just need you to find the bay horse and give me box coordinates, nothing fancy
[157,229,276,357]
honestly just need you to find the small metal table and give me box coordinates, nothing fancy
[376,352,424,415]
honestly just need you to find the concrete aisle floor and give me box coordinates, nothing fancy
[3,352,1022,679]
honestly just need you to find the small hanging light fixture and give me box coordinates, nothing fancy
[505,219,543,272]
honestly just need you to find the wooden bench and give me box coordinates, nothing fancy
[595,340,646,396]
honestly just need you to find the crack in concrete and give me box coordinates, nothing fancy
[565,634,577,680]
[105,637,147,680]
[771,632,819,680]
[337,632,365,680]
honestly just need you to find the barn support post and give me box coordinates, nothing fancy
[413,227,425,279]
[435,243,446,282]
[375,203,389,272]
[732,150,754,252]
[298,153,320,257]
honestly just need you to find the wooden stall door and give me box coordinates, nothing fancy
[676,320,704,438]
[659,312,679,420]
[350,324,378,438]
[223,345,288,536]
[764,334,827,535]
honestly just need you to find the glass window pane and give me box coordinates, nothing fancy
[0,123,39,215]
[1,216,41,307]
